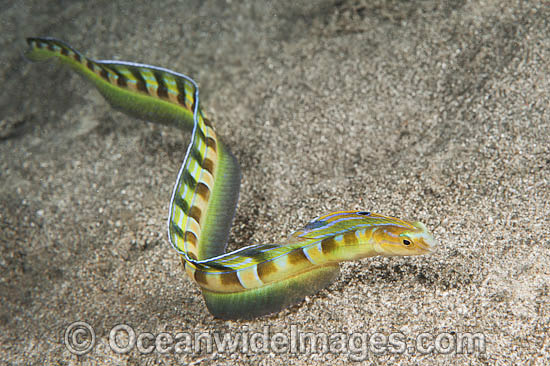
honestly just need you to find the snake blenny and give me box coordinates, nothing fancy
[26,37,437,319]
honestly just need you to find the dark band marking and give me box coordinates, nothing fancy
[343,231,358,246]
[257,260,278,281]
[175,78,189,108]
[86,60,94,71]
[174,195,189,215]
[170,222,185,240]
[200,111,213,127]
[177,92,187,107]
[153,71,169,99]
[129,67,148,94]
[189,206,202,224]
[190,146,204,168]
[191,92,197,113]
[196,183,211,202]
[109,66,128,87]
[185,231,198,248]
[195,126,206,144]
[206,137,217,152]
[194,270,207,286]
[182,170,197,190]
[203,158,215,175]
[287,249,311,266]
[321,237,338,255]
[99,67,109,81]
[220,272,242,288]
[60,47,69,56]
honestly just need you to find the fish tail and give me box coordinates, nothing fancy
[26,37,84,63]
[26,37,241,263]
[25,37,198,131]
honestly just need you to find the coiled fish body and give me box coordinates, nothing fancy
[26,37,437,319]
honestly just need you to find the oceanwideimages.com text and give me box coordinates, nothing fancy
[65,322,485,360]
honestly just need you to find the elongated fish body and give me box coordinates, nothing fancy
[26,38,437,319]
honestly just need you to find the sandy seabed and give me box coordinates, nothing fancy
[1,1,549,365]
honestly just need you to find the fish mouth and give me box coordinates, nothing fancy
[417,233,437,253]
[411,222,438,253]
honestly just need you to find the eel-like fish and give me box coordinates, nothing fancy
[26,37,437,319]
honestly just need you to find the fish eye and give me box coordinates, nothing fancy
[357,211,371,216]
[402,239,412,246]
